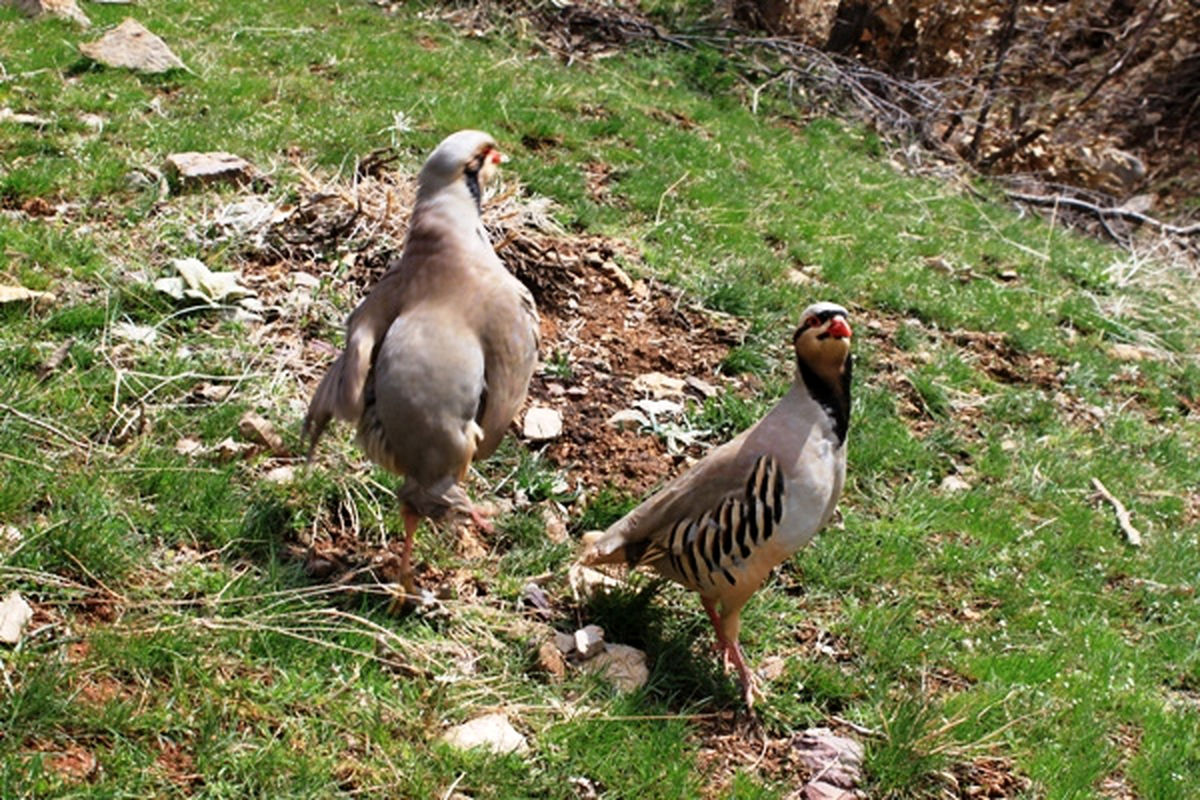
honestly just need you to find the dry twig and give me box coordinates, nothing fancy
[1091,478,1143,546]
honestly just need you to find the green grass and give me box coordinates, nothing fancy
[3,1,1200,797]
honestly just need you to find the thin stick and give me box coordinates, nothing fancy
[1005,191,1200,238]
[1091,478,1143,546]
[830,714,882,737]
[0,403,91,454]
[654,171,690,226]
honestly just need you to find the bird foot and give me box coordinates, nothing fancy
[724,642,762,710]
[387,583,446,618]
[386,571,420,616]
[467,504,495,535]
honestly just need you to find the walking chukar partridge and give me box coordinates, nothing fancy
[580,302,852,706]
[304,130,539,599]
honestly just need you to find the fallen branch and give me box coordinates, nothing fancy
[1005,191,1200,239]
[1091,478,1143,546]
[0,402,91,455]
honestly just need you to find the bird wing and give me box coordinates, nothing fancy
[580,423,770,566]
[580,385,832,568]
[302,193,497,452]
[473,278,540,459]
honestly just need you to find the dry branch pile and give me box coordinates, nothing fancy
[478,0,1199,245]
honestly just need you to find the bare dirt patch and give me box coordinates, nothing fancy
[24,740,98,783]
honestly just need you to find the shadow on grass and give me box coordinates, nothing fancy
[582,580,744,710]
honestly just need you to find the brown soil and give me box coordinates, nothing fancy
[523,259,741,497]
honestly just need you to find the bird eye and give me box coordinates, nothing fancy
[805,316,819,328]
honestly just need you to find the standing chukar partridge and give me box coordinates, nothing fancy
[304,130,539,601]
[580,302,852,707]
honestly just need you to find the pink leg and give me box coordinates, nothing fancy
[724,639,761,709]
[398,506,420,598]
[700,597,760,708]
[701,597,733,669]
[468,504,495,535]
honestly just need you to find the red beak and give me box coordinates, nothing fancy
[827,317,852,339]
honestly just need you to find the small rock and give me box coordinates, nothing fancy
[606,409,648,431]
[523,406,563,441]
[0,591,34,646]
[292,271,321,289]
[440,713,529,755]
[8,0,89,27]
[536,641,566,681]
[541,507,568,544]
[0,285,56,308]
[792,727,864,790]
[79,18,187,73]
[238,411,286,454]
[521,583,553,620]
[570,776,602,800]
[553,630,576,656]
[940,474,970,493]
[801,781,858,800]
[788,267,814,285]
[1119,194,1155,215]
[210,437,254,462]
[191,382,232,403]
[0,108,52,126]
[174,436,204,456]
[111,321,158,345]
[0,525,22,551]
[164,152,257,187]
[79,112,105,133]
[566,385,588,398]
[1108,343,1153,362]
[263,465,295,484]
[756,654,787,682]
[684,375,720,398]
[997,270,1019,281]
[574,625,605,660]
[599,260,634,292]
[579,644,649,692]
[633,398,684,418]
[567,563,623,600]
[633,371,687,399]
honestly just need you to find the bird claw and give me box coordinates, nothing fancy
[468,505,495,535]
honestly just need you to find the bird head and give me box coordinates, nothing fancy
[416,129,506,211]
[792,301,852,377]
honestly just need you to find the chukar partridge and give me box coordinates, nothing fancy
[580,302,852,706]
[304,130,539,598]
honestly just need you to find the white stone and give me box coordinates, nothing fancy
[579,644,649,692]
[573,625,605,660]
[263,465,295,484]
[606,409,648,430]
[522,406,563,441]
[440,713,529,755]
[80,19,187,73]
[567,563,623,600]
[0,591,34,645]
[940,474,970,493]
[684,375,720,398]
[633,371,686,399]
[111,321,158,345]
[633,398,684,418]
